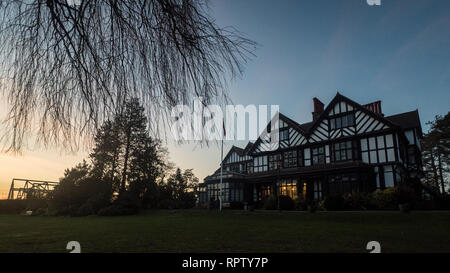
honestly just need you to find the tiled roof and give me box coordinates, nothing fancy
[385,110,421,131]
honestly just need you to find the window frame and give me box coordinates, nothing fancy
[311,146,325,165]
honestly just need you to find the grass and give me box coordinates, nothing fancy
[0,210,450,253]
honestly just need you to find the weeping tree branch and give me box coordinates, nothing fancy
[0,0,256,152]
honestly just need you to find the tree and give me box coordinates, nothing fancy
[89,120,122,190]
[0,0,256,152]
[164,167,199,208]
[51,160,113,216]
[422,113,450,194]
[115,98,149,193]
[128,137,168,207]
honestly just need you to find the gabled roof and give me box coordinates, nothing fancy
[299,121,314,132]
[247,112,307,154]
[224,93,422,157]
[243,142,254,154]
[385,110,422,137]
[222,145,244,163]
[308,92,399,134]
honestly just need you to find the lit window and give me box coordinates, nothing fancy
[277,179,298,199]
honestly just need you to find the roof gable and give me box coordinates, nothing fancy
[248,113,307,154]
[309,92,398,136]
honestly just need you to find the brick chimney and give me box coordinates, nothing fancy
[362,100,384,116]
[312,97,324,121]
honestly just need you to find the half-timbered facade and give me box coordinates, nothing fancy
[199,93,423,207]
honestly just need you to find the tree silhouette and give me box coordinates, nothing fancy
[0,0,256,151]
[422,113,449,194]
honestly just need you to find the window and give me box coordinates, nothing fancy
[280,130,289,141]
[298,149,304,166]
[330,113,355,130]
[229,182,244,202]
[230,164,240,173]
[361,134,396,164]
[384,166,395,187]
[207,183,220,200]
[253,156,268,173]
[407,146,416,164]
[247,161,253,174]
[332,140,357,162]
[259,185,271,200]
[277,179,298,199]
[312,146,325,165]
[268,154,282,170]
[283,150,297,168]
[313,181,322,199]
[328,175,358,194]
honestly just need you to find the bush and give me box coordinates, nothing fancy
[263,195,278,210]
[114,192,140,211]
[278,195,294,210]
[397,186,416,205]
[293,196,307,211]
[435,194,450,210]
[229,202,244,210]
[178,192,197,209]
[323,194,345,210]
[369,188,399,210]
[342,191,369,210]
[0,200,28,214]
[76,193,112,216]
[158,199,178,209]
[32,207,48,216]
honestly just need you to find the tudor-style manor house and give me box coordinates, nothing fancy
[199,93,423,207]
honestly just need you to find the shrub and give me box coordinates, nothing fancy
[32,208,48,216]
[229,202,244,210]
[114,192,140,211]
[178,192,197,209]
[0,200,28,214]
[369,188,399,210]
[278,195,294,210]
[307,200,319,213]
[342,191,369,210]
[397,186,416,205]
[435,194,450,210]
[158,199,178,209]
[323,194,345,210]
[293,196,307,211]
[263,195,278,210]
[317,200,326,211]
[76,193,112,216]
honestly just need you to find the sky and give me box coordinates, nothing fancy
[0,0,449,198]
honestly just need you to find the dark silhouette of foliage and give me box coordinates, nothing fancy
[422,113,449,195]
[0,0,256,152]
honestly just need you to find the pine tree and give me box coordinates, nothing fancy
[422,113,450,194]
[115,98,149,193]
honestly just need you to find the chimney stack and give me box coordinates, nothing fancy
[362,101,384,116]
[312,97,324,121]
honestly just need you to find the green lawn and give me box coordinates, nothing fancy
[0,210,449,253]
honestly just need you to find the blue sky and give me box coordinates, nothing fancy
[209,0,449,125]
[170,0,450,181]
[1,0,449,195]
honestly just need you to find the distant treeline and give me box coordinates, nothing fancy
[3,98,200,216]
